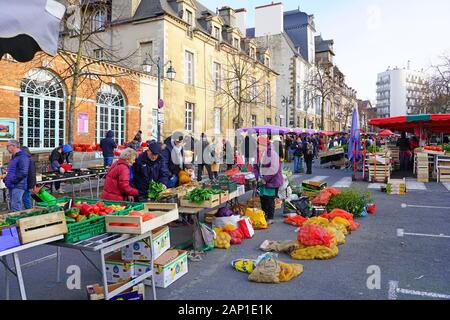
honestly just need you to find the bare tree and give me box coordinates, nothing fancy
[414,56,450,114]
[39,0,138,145]
[303,64,336,130]
[216,52,271,130]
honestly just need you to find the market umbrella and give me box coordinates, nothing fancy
[378,129,395,137]
[348,106,361,163]
[0,0,66,62]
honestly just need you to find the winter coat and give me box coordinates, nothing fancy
[26,154,37,190]
[161,140,184,177]
[194,138,214,165]
[49,148,64,171]
[178,170,193,185]
[100,130,118,157]
[245,135,257,159]
[223,141,234,165]
[101,159,139,201]
[4,150,30,190]
[132,151,170,198]
[292,141,304,157]
[252,144,283,189]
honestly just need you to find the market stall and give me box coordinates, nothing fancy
[369,114,450,182]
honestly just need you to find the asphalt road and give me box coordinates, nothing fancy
[1,161,450,300]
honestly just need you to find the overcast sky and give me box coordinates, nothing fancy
[204,0,450,102]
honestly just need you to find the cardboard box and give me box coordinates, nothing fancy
[105,252,135,284]
[87,279,145,300]
[220,191,229,203]
[121,226,170,261]
[133,261,153,286]
[154,250,188,288]
[237,185,246,196]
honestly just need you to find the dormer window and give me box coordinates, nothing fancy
[233,37,240,49]
[213,26,221,40]
[186,9,193,25]
[249,47,256,59]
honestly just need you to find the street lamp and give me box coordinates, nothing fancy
[142,54,176,143]
[282,96,293,127]
[336,111,344,132]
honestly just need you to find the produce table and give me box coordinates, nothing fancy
[1,235,64,300]
[48,231,157,301]
[37,173,97,199]
[319,149,346,168]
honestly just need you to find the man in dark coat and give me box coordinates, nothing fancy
[100,130,117,167]
[21,146,36,210]
[132,142,170,202]
[3,140,30,212]
[244,130,257,164]
[162,132,185,188]
[195,133,214,181]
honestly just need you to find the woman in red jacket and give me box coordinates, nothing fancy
[101,148,139,201]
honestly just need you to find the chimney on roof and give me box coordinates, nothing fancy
[235,8,247,35]
[255,2,284,37]
[219,6,236,28]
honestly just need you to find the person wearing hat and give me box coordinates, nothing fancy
[49,144,72,194]
[195,133,214,182]
[100,130,118,167]
[132,141,170,202]
[253,137,283,225]
[162,131,185,188]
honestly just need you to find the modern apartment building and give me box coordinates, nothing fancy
[376,67,427,118]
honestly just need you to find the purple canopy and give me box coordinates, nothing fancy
[238,126,291,134]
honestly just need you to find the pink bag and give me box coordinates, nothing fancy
[238,217,255,239]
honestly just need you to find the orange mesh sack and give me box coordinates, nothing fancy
[297,224,333,248]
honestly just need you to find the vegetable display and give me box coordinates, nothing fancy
[184,188,224,204]
[109,211,156,228]
[327,188,372,218]
[64,202,126,224]
[366,145,382,153]
[0,221,10,228]
[424,146,443,152]
[148,181,165,200]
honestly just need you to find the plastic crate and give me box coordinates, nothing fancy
[34,197,143,243]
[0,225,21,251]
[5,207,61,225]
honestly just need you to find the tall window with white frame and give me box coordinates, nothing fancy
[213,62,221,91]
[96,84,126,145]
[92,10,106,32]
[186,9,193,37]
[251,115,257,127]
[185,102,194,132]
[213,26,221,40]
[214,108,221,135]
[265,82,271,106]
[250,77,257,102]
[185,51,194,85]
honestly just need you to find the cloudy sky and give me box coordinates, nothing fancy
[204,0,450,102]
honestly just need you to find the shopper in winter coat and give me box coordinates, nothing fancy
[222,138,234,170]
[179,164,194,185]
[4,140,30,212]
[101,148,139,201]
[292,137,304,174]
[253,137,283,225]
[194,133,214,181]
[132,142,169,202]
[100,130,118,167]
[21,147,36,210]
[303,137,315,175]
[162,132,185,188]
[49,144,72,194]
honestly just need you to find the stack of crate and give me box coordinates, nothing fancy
[388,145,400,170]
[437,155,450,183]
[386,178,407,195]
[416,152,429,182]
[367,152,392,183]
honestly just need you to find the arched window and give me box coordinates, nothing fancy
[20,68,65,150]
[96,84,126,145]
[92,10,106,32]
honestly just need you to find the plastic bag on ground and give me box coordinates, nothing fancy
[325,226,346,246]
[214,231,232,249]
[328,209,360,231]
[323,188,342,196]
[238,217,255,239]
[259,240,299,254]
[303,217,330,228]
[297,224,333,247]
[248,258,281,284]
[311,191,333,206]
[332,217,351,230]
[231,259,256,274]
[278,261,304,282]
[290,243,339,260]
[245,208,268,230]
[284,215,308,227]
[212,215,241,229]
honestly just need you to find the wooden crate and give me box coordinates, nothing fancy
[229,191,238,200]
[105,203,179,235]
[219,191,229,203]
[17,211,67,244]
[179,194,220,208]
